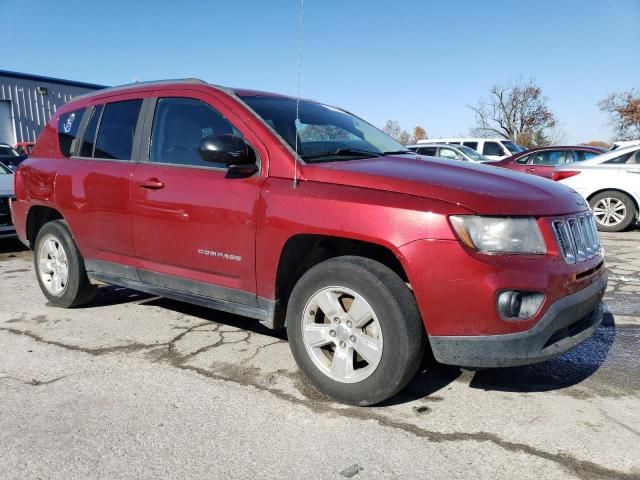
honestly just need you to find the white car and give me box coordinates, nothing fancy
[415,137,526,160]
[406,143,493,163]
[0,161,15,237]
[553,146,640,232]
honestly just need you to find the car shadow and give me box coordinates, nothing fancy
[382,313,616,406]
[141,296,288,341]
[85,284,154,308]
[468,313,616,393]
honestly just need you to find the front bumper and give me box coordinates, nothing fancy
[428,271,607,368]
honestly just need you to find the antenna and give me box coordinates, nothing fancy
[293,0,304,189]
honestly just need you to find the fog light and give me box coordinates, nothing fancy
[497,291,544,320]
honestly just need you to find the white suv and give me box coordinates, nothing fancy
[416,137,526,160]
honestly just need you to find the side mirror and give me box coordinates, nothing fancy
[199,134,258,176]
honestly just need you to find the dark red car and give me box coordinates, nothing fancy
[491,146,606,179]
[11,80,607,405]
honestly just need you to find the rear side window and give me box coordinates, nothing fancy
[463,141,478,150]
[80,105,104,157]
[604,151,637,164]
[515,154,530,164]
[571,150,600,162]
[94,100,142,160]
[57,108,86,157]
[482,142,503,156]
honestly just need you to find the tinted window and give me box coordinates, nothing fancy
[94,100,142,160]
[531,150,567,165]
[80,105,103,157]
[447,141,461,145]
[515,154,530,164]
[0,145,20,157]
[482,142,503,156]
[57,108,85,157]
[463,141,478,150]
[417,147,437,156]
[150,97,240,168]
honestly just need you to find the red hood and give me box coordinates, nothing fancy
[302,155,586,216]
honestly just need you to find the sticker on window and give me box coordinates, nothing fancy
[63,113,76,133]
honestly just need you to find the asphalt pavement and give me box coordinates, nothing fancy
[0,231,638,479]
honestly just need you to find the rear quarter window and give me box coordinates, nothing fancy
[57,108,86,157]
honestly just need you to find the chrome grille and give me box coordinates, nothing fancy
[552,214,601,264]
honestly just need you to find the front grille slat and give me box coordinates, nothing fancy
[553,213,601,264]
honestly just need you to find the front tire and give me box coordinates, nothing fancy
[286,256,425,406]
[589,191,636,232]
[34,220,96,307]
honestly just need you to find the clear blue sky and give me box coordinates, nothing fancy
[3,0,639,143]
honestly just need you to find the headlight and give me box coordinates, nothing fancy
[450,216,546,254]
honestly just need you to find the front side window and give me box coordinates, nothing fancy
[94,100,142,160]
[439,147,461,160]
[571,150,600,162]
[238,95,408,163]
[457,145,487,161]
[150,97,241,168]
[57,108,86,157]
[482,141,504,156]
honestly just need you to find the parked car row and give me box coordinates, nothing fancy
[415,137,526,160]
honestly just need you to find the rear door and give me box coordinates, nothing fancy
[131,89,266,303]
[59,95,147,277]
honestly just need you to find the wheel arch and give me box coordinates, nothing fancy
[26,205,65,248]
[272,234,410,329]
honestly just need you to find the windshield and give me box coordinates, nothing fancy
[0,162,11,174]
[0,145,20,157]
[457,145,490,161]
[238,96,409,162]
[503,141,525,154]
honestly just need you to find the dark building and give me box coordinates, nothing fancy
[0,70,105,145]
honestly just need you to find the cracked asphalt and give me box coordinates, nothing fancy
[1,231,639,479]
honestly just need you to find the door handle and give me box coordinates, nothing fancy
[137,178,165,189]
[526,168,535,172]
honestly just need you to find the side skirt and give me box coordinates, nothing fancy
[88,271,278,328]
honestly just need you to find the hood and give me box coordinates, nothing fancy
[0,172,14,197]
[302,155,586,215]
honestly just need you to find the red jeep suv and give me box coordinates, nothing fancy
[11,79,607,405]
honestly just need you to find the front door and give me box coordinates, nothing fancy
[131,92,265,304]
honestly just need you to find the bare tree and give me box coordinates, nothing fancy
[412,126,427,143]
[382,120,401,140]
[599,89,640,140]
[469,79,557,141]
[398,130,412,145]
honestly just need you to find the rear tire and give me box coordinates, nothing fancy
[589,191,636,232]
[34,220,96,307]
[286,256,425,406]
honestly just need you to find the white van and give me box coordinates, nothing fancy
[416,137,526,160]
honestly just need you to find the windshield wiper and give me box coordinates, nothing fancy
[382,150,412,155]
[301,148,382,160]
